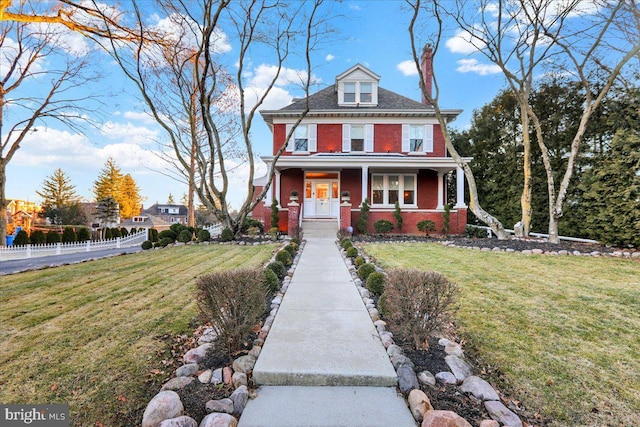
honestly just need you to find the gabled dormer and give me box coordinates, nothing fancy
[335,64,380,107]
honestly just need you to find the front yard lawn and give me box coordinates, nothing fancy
[363,242,640,427]
[0,244,276,426]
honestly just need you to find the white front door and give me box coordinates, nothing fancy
[315,182,331,216]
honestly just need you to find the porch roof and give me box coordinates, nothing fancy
[261,153,471,171]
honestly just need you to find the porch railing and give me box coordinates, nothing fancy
[0,229,149,261]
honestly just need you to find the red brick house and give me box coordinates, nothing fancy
[253,49,469,236]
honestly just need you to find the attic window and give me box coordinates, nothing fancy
[360,83,372,102]
[344,83,356,102]
[340,81,377,105]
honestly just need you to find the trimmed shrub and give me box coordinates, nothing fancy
[149,228,159,242]
[417,220,436,236]
[104,228,113,239]
[30,230,46,245]
[178,229,193,243]
[394,201,403,230]
[383,269,459,349]
[46,230,61,243]
[141,240,153,250]
[358,263,376,281]
[155,237,173,248]
[291,237,300,246]
[465,225,486,238]
[283,244,296,257]
[220,227,234,242]
[242,218,265,235]
[275,250,292,267]
[366,272,385,296]
[130,227,137,234]
[289,241,299,251]
[373,219,394,235]
[170,223,187,234]
[341,239,353,250]
[346,246,359,258]
[13,230,29,245]
[76,228,90,242]
[120,227,129,237]
[354,255,365,267]
[270,199,280,229]
[158,229,177,242]
[377,293,388,317]
[442,204,451,235]
[197,229,211,242]
[196,268,266,356]
[266,261,286,280]
[111,227,122,238]
[356,198,370,234]
[62,227,77,243]
[263,268,281,293]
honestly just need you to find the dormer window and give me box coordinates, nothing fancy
[344,83,356,102]
[340,81,376,105]
[360,83,372,102]
[335,64,380,106]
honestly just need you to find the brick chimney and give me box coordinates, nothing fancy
[421,44,433,106]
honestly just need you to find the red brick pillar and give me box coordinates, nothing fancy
[340,201,352,233]
[287,201,300,238]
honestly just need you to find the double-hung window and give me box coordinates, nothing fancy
[286,123,317,152]
[340,81,377,105]
[344,83,356,102]
[351,125,365,152]
[402,124,434,153]
[371,174,417,207]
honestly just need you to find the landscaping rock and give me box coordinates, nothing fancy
[484,401,523,427]
[198,370,213,384]
[479,420,499,427]
[229,385,249,417]
[408,389,433,422]
[397,364,419,394]
[175,363,199,377]
[199,412,238,427]
[211,368,223,385]
[162,376,195,391]
[232,372,248,388]
[460,376,500,401]
[158,416,198,427]
[444,343,463,356]
[435,372,457,385]
[141,390,184,427]
[417,370,436,387]
[387,344,403,357]
[391,354,415,370]
[438,338,453,347]
[248,345,261,358]
[232,355,256,374]
[445,355,473,382]
[183,344,212,364]
[223,367,233,385]
[421,410,472,427]
[206,398,234,414]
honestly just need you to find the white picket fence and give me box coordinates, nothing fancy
[0,229,149,261]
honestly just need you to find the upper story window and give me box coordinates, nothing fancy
[339,81,377,105]
[342,124,373,152]
[351,125,365,151]
[344,83,356,102]
[360,83,372,103]
[286,123,317,153]
[402,124,434,153]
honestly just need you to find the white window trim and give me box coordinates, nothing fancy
[286,123,317,153]
[371,174,417,207]
[338,81,378,106]
[402,124,434,154]
[342,123,373,153]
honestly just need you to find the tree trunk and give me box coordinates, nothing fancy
[520,104,532,236]
[0,160,7,246]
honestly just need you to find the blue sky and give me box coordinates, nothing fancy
[5,0,513,209]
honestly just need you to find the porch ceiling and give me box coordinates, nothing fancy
[262,154,471,172]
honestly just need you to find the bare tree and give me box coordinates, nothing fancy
[99,0,329,236]
[449,0,640,242]
[0,3,101,245]
[405,0,510,239]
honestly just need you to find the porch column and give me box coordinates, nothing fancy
[436,171,445,210]
[287,201,300,238]
[274,170,281,206]
[455,166,467,208]
[361,166,369,205]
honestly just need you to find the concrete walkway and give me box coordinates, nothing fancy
[239,221,416,426]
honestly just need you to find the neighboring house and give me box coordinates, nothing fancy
[252,47,469,235]
[143,203,189,226]
[120,214,172,231]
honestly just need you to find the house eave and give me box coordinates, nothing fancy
[260,108,463,125]
[260,154,472,171]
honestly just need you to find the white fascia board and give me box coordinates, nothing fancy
[262,155,472,170]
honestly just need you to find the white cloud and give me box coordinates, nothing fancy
[455,58,502,75]
[100,121,159,145]
[0,37,45,76]
[445,29,479,54]
[397,60,419,76]
[123,111,157,124]
[152,13,231,54]
[326,54,335,61]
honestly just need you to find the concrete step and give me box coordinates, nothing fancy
[301,220,338,238]
[238,386,417,427]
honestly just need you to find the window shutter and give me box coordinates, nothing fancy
[424,124,434,152]
[285,124,293,152]
[308,124,317,152]
[365,124,374,152]
[402,124,410,152]
[342,124,351,152]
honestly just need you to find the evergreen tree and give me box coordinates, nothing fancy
[93,157,124,210]
[36,168,79,207]
[119,174,142,219]
[95,197,119,239]
[167,193,175,204]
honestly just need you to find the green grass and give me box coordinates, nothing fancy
[0,244,276,426]
[363,243,640,427]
